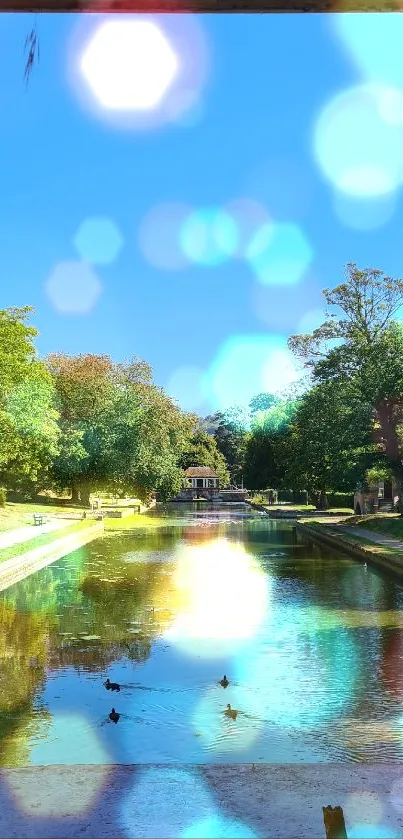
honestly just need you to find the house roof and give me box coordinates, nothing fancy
[184,466,219,478]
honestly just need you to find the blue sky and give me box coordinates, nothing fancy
[1,12,403,414]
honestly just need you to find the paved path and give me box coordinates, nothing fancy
[336,524,403,552]
[0,518,74,551]
[0,763,402,838]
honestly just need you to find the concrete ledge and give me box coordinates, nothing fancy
[0,763,401,838]
[0,522,104,592]
[296,522,403,579]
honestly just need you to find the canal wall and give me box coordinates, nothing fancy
[296,522,403,579]
[0,763,401,838]
[247,501,351,519]
[0,521,104,592]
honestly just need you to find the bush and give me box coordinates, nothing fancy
[277,489,308,505]
[326,491,354,509]
[0,488,6,507]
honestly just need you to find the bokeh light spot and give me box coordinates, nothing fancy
[235,607,359,731]
[314,83,403,197]
[331,13,403,91]
[181,814,259,838]
[245,222,312,286]
[166,365,208,412]
[297,308,326,333]
[332,190,396,230]
[390,776,403,814]
[224,198,270,259]
[180,207,238,267]
[45,261,102,314]
[205,335,302,411]
[192,684,263,754]
[81,20,178,111]
[6,757,110,817]
[139,202,191,271]
[73,216,123,265]
[164,539,269,658]
[28,712,110,766]
[347,825,398,839]
[345,792,383,828]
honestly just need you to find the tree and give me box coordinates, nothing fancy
[249,392,280,414]
[48,353,196,503]
[202,406,249,485]
[179,429,230,487]
[288,263,403,511]
[0,307,60,496]
[243,395,298,491]
[279,379,377,508]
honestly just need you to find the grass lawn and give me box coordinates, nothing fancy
[341,513,403,539]
[0,519,96,564]
[104,514,168,530]
[301,518,403,559]
[0,501,84,533]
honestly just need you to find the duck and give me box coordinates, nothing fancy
[224,703,238,720]
[109,708,120,723]
[104,678,120,692]
[220,675,229,688]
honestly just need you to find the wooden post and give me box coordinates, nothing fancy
[323,806,348,839]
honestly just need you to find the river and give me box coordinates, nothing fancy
[1,502,403,767]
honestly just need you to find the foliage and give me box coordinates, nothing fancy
[179,429,230,487]
[48,353,196,503]
[278,379,376,508]
[325,491,354,509]
[0,489,6,508]
[202,406,249,484]
[249,392,280,414]
[288,263,403,510]
[0,309,60,497]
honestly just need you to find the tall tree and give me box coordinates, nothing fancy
[179,429,230,487]
[288,263,403,510]
[0,307,59,496]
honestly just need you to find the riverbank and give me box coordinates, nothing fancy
[248,501,352,520]
[0,520,104,592]
[296,517,403,578]
[0,763,401,838]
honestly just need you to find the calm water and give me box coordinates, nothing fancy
[1,502,403,766]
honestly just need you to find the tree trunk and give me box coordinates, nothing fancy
[375,400,403,517]
[317,490,329,511]
[79,483,91,507]
[71,484,80,504]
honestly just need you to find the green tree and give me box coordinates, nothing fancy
[279,380,376,509]
[0,308,59,496]
[288,263,403,510]
[49,353,196,503]
[180,429,230,487]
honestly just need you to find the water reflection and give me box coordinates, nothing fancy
[0,503,402,765]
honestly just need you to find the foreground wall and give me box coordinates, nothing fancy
[0,522,104,592]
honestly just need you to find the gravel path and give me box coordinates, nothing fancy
[0,518,74,552]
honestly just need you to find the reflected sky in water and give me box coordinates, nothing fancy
[1,503,403,767]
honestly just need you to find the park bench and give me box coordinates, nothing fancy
[33,513,45,526]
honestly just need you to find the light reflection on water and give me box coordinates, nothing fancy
[0,502,403,766]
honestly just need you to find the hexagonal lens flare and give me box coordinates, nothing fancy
[80,20,178,111]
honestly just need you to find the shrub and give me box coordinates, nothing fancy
[278,489,308,504]
[326,491,354,509]
[0,488,6,507]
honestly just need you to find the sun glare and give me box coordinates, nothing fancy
[163,539,269,658]
[80,20,178,111]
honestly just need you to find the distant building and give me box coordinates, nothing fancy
[354,478,398,515]
[171,466,249,502]
[184,466,219,490]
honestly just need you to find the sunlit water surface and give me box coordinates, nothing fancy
[1,503,403,766]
